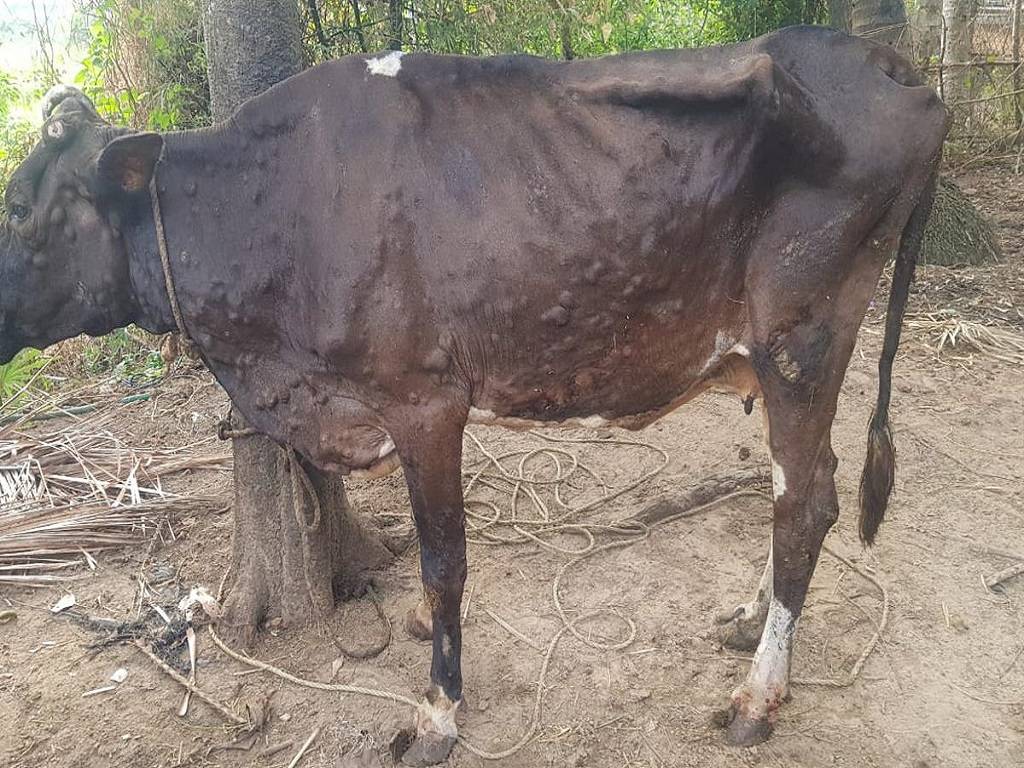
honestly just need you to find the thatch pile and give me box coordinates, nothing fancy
[0,404,229,586]
[920,176,1002,266]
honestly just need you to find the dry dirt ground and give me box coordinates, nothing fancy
[2,166,1023,768]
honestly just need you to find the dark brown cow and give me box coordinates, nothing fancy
[1,25,947,764]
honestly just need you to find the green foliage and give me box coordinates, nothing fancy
[74,0,209,130]
[0,73,36,217]
[0,349,49,409]
[303,0,826,61]
[715,0,826,42]
[79,329,165,383]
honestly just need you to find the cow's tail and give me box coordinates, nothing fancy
[858,169,939,545]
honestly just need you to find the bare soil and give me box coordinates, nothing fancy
[2,166,1023,768]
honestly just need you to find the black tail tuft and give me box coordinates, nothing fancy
[859,412,895,545]
[858,168,939,545]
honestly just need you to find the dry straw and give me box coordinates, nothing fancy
[0,390,228,585]
[904,310,1024,366]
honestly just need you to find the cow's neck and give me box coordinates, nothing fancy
[123,184,176,337]
[124,125,245,341]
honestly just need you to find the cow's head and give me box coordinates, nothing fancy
[0,86,164,364]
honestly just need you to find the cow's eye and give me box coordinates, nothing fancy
[8,203,30,222]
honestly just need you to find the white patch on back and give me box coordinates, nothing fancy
[366,51,404,77]
[770,455,787,501]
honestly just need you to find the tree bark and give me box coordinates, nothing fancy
[202,0,306,118]
[201,0,390,646]
[914,0,944,60]
[387,0,403,50]
[852,0,911,48]
[828,0,852,32]
[217,411,390,645]
[941,0,977,106]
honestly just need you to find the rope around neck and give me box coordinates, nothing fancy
[149,178,196,358]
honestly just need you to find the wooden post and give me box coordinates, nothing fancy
[1013,0,1022,131]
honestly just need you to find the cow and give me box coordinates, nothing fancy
[1,25,947,764]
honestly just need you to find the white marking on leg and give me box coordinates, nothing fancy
[415,688,460,739]
[366,50,403,77]
[735,596,797,719]
[741,536,773,619]
[749,597,796,690]
[731,343,751,357]
[770,455,787,501]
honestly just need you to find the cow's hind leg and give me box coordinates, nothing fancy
[391,412,468,767]
[725,326,849,745]
[715,535,773,651]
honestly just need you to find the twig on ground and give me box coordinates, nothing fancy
[132,640,248,727]
[984,560,1024,590]
[481,606,545,652]
[286,727,320,768]
[258,741,294,759]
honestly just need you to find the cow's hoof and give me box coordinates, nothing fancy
[400,731,457,767]
[725,708,773,746]
[405,600,432,642]
[400,689,460,766]
[714,605,765,652]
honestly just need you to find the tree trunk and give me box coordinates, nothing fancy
[387,0,403,50]
[852,0,911,48]
[941,0,977,106]
[217,411,390,645]
[201,0,391,646]
[914,0,944,61]
[828,0,852,32]
[203,0,306,119]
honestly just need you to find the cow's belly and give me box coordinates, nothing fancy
[469,334,760,431]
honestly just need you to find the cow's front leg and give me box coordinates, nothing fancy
[393,412,467,767]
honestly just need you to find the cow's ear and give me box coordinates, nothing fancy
[97,133,164,195]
